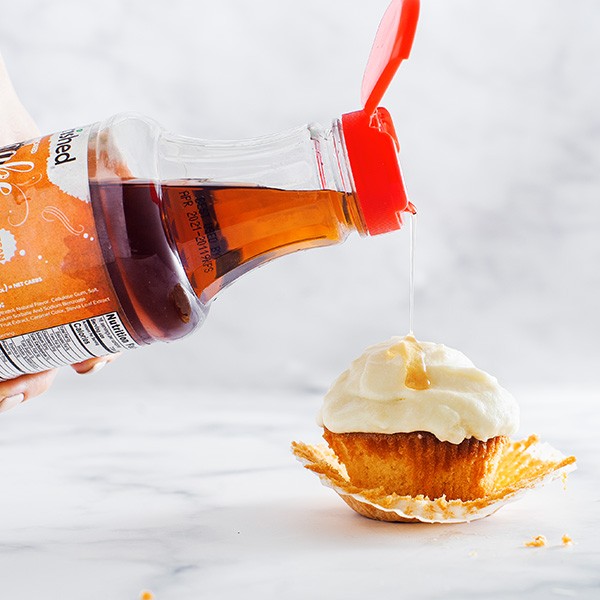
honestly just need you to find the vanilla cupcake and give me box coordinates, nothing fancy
[317,335,520,501]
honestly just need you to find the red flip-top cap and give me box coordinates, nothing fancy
[342,0,419,236]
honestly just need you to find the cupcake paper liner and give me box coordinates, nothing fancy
[291,435,576,523]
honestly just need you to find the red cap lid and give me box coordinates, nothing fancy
[342,0,419,236]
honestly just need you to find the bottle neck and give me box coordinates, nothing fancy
[158,120,357,201]
[157,121,367,303]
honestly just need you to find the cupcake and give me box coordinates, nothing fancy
[317,335,520,501]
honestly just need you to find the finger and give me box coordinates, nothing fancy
[0,369,58,413]
[71,353,121,375]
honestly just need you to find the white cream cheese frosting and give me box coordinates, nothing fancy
[317,336,519,444]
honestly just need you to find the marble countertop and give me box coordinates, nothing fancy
[0,382,598,600]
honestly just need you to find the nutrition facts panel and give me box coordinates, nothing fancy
[0,312,139,380]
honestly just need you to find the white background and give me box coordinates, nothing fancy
[1,0,599,394]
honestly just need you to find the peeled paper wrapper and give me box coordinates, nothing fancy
[291,435,576,523]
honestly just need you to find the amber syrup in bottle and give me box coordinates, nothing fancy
[88,168,366,347]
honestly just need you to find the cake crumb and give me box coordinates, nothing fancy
[525,535,547,548]
[561,472,569,491]
[468,550,478,558]
[562,534,573,546]
[140,592,154,600]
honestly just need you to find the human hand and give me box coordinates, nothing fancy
[0,53,118,413]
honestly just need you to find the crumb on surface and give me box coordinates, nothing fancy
[140,592,154,600]
[468,550,478,558]
[525,535,547,548]
[562,534,573,546]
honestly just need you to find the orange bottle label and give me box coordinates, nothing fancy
[0,127,137,379]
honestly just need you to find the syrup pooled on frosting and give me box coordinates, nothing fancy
[386,334,430,391]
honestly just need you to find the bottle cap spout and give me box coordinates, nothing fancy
[341,0,419,236]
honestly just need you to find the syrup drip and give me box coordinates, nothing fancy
[387,334,431,390]
[400,335,431,390]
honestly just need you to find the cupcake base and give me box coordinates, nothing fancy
[323,428,508,501]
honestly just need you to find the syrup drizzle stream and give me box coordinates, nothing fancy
[387,210,430,390]
[408,211,416,336]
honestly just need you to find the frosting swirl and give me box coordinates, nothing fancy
[317,336,519,444]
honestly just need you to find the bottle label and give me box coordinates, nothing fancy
[0,312,137,380]
[0,127,138,379]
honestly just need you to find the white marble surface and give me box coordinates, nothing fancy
[0,383,597,599]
